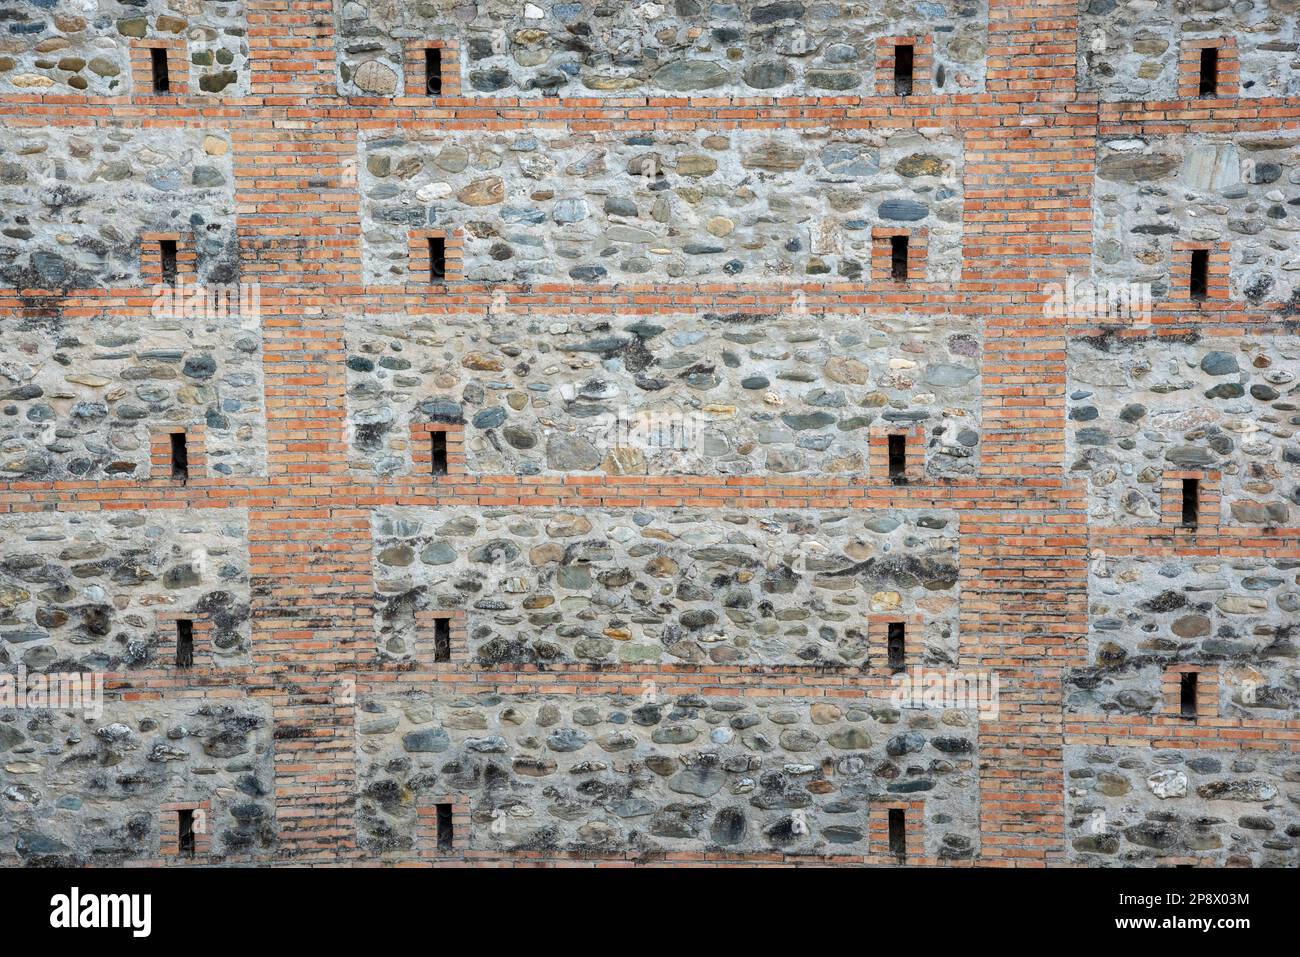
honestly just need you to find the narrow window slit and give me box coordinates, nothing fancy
[436,803,454,852]
[428,236,446,282]
[887,622,906,673]
[1181,478,1199,527]
[888,808,906,862]
[893,43,914,96]
[1198,47,1219,96]
[178,809,196,857]
[1190,249,1209,300]
[887,434,907,485]
[430,431,448,475]
[433,617,451,662]
[890,235,909,280]
[1180,671,1199,718]
[150,47,170,93]
[425,47,442,96]
[176,619,194,669]
[170,432,189,481]
[159,239,178,283]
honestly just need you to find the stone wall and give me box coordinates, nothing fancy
[1067,333,1300,526]
[1066,745,1299,867]
[0,509,252,673]
[346,311,981,477]
[359,126,964,285]
[1079,0,1300,100]
[372,506,960,666]
[335,0,989,98]
[0,306,266,480]
[0,0,1296,874]
[0,126,237,290]
[1071,555,1299,718]
[356,690,979,859]
[1092,133,1300,305]
[0,1,250,96]
[0,699,274,865]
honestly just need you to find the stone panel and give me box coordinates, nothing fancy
[346,310,981,477]
[0,509,252,672]
[1079,0,1300,100]
[1092,133,1300,304]
[1066,745,1299,867]
[372,505,960,666]
[1068,334,1300,526]
[334,0,988,98]
[356,690,979,858]
[0,126,237,289]
[0,307,266,480]
[0,1,250,96]
[359,126,965,285]
[0,699,274,865]
[1071,556,1299,718]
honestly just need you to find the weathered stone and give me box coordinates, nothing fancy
[353,59,397,94]
[1096,153,1180,183]
[654,60,729,91]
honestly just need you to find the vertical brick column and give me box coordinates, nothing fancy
[250,509,372,857]
[246,0,339,98]
[956,0,1095,866]
[961,490,1089,865]
[974,0,1095,475]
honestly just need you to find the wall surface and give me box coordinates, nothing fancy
[357,690,980,858]
[371,505,960,665]
[333,0,990,97]
[346,310,982,477]
[1076,555,1298,718]
[1068,333,1300,526]
[0,126,238,289]
[358,126,965,285]
[1,303,264,480]
[0,697,275,866]
[1066,744,1298,867]
[1092,132,1300,303]
[0,508,252,672]
[1079,0,1300,100]
[0,0,1297,868]
[0,1,251,97]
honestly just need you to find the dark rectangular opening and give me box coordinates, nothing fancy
[1179,671,1198,718]
[888,808,906,862]
[428,236,446,282]
[893,43,914,96]
[887,434,907,485]
[178,809,196,857]
[159,238,178,284]
[889,235,909,280]
[169,432,189,481]
[430,430,448,476]
[1181,478,1199,527]
[436,802,454,852]
[1189,249,1209,300]
[887,621,906,673]
[425,47,443,96]
[175,618,194,669]
[150,47,170,93]
[433,617,451,662]
[1198,47,1219,96]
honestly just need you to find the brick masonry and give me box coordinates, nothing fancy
[0,0,1296,868]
